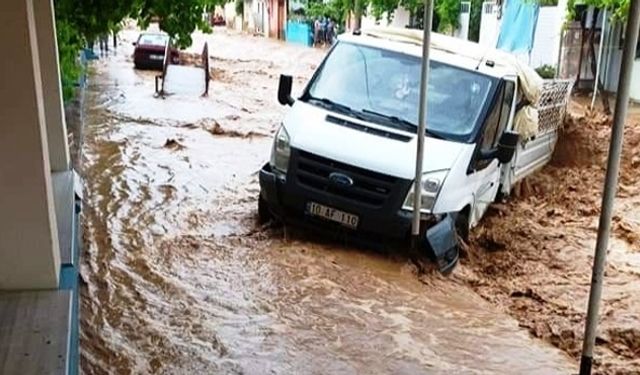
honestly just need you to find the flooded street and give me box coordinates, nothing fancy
[79,29,576,374]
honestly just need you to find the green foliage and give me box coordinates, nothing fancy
[55,18,84,100]
[306,0,353,28]
[535,64,557,78]
[133,0,223,48]
[369,0,397,22]
[566,0,630,23]
[369,0,461,32]
[435,0,460,33]
[54,0,229,101]
[468,0,482,42]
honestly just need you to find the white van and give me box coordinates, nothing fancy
[259,28,571,273]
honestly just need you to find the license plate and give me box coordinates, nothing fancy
[306,202,359,229]
[149,54,164,60]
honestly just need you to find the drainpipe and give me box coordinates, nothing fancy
[411,0,434,253]
[579,1,640,374]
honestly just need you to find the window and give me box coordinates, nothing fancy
[497,81,515,138]
[306,42,496,142]
[480,81,514,151]
[481,94,501,151]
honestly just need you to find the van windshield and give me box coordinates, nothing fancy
[305,42,496,142]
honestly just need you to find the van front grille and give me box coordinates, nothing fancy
[294,150,398,208]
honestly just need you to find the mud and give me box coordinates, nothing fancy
[79,28,576,374]
[461,100,640,373]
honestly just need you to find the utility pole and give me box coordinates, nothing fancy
[411,0,434,251]
[579,1,640,374]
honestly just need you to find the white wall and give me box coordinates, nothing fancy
[34,0,69,172]
[362,6,411,29]
[479,2,500,47]
[224,2,243,31]
[454,2,471,40]
[630,60,640,101]
[0,0,61,289]
[479,0,567,69]
[528,2,567,68]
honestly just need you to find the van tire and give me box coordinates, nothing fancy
[258,194,272,224]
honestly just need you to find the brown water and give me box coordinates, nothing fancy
[80,29,575,374]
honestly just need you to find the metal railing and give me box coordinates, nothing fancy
[537,79,574,134]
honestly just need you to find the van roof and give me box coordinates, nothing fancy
[337,27,520,79]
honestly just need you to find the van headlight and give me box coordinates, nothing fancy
[402,170,449,213]
[270,125,291,174]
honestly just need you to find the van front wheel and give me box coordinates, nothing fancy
[258,194,272,224]
[455,210,470,243]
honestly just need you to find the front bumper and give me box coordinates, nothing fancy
[259,163,414,240]
[259,163,459,272]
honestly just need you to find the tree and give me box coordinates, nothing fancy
[369,0,461,32]
[468,0,482,42]
[566,0,630,22]
[435,0,460,33]
[54,0,229,100]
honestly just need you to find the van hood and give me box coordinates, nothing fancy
[283,101,469,180]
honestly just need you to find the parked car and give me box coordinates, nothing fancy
[258,28,572,273]
[210,14,225,26]
[133,32,179,70]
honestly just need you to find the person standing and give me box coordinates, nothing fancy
[327,18,335,45]
[314,18,322,47]
[321,17,328,46]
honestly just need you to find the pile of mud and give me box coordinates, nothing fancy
[460,109,640,373]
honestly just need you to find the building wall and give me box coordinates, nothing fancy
[0,0,61,289]
[479,0,567,69]
[267,0,286,39]
[361,6,411,29]
[479,2,500,46]
[631,60,640,101]
[453,2,471,40]
[223,3,243,31]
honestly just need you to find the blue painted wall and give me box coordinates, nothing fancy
[286,21,313,47]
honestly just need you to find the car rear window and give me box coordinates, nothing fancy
[138,34,168,47]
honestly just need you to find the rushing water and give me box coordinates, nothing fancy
[80,28,575,374]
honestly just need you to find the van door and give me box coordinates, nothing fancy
[503,80,572,192]
[468,80,516,226]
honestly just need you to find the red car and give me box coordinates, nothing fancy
[133,32,179,70]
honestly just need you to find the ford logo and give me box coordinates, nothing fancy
[329,172,354,187]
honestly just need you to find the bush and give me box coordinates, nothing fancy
[535,64,557,79]
[56,19,85,101]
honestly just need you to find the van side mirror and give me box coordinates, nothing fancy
[496,130,519,164]
[278,74,294,106]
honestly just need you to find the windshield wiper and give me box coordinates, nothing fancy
[360,109,447,140]
[360,109,417,133]
[307,96,362,119]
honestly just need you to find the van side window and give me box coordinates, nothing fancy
[480,89,502,151]
[497,81,515,140]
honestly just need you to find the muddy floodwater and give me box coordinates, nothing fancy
[80,29,575,374]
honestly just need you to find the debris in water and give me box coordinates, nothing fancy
[163,138,186,150]
[205,120,264,138]
[613,215,640,250]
